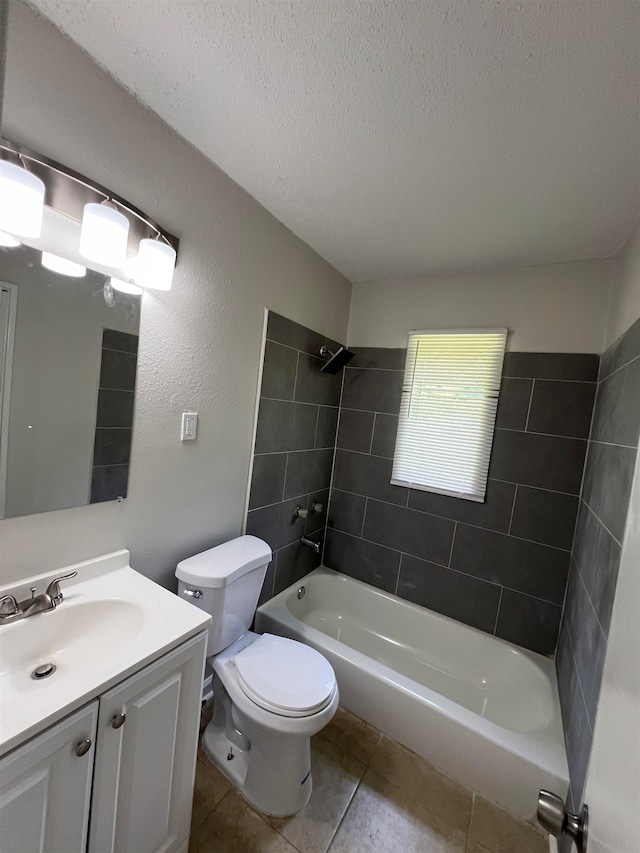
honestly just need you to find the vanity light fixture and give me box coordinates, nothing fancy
[136,237,177,291]
[109,276,143,296]
[0,230,21,248]
[80,200,130,267]
[41,251,86,278]
[0,159,45,238]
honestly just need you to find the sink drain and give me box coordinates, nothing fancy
[31,663,56,680]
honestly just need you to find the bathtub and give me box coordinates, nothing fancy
[256,566,568,819]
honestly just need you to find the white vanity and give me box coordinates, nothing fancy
[0,551,210,853]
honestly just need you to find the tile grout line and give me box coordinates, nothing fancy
[493,587,504,635]
[524,379,535,432]
[447,522,457,567]
[507,484,518,535]
[369,412,376,454]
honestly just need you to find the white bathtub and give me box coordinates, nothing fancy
[256,566,568,819]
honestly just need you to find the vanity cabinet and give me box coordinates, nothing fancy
[0,632,206,853]
[0,702,98,853]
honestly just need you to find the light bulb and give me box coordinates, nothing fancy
[136,238,176,291]
[0,161,45,237]
[80,201,129,267]
[0,230,21,248]
[110,277,143,296]
[41,251,86,277]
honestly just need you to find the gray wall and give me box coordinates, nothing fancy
[325,347,598,656]
[556,315,640,811]
[1,1,351,587]
[246,312,341,604]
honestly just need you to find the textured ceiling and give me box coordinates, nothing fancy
[27,0,640,281]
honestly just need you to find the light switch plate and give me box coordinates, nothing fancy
[181,412,198,441]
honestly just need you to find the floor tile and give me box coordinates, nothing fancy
[369,735,473,821]
[190,750,231,833]
[320,705,382,764]
[190,789,299,853]
[328,768,469,853]
[269,735,365,853]
[467,795,548,853]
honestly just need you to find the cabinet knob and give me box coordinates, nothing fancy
[112,713,126,729]
[76,739,92,757]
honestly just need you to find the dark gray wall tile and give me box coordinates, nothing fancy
[510,486,579,550]
[566,573,608,728]
[572,501,600,575]
[337,409,375,453]
[260,340,298,400]
[274,541,321,595]
[93,428,132,467]
[246,496,307,551]
[248,453,287,510]
[341,367,403,413]
[495,378,532,430]
[351,347,407,370]
[315,406,339,449]
[582,442,637,542]
[451,524,569,603]
[102,329,138,354]
[328,489,366,537]
[590,368,625,444]
[96,389,134,428]
[254,399,318,453]
[257,559,276,607]
[363,499,455,566]
[600,315,640,379]
[267,311,326,357]
[555,621,578,730]
[284,448,334,498]
[305,489,330,535]
[294,352,343,407]
[370,413,399,458]
[99,348,137,391]
[588,526,621,638]
[333,449,408,505]
[617,357,640,447]
[489,429,587,494]
[408,478,516,534]
[324,529,400,593]
[502,352,599,382]
[398,555,501,633]
[527,380,596,439]
[565,679,592,807]
[495,589,562,656]
[90,464,129,503]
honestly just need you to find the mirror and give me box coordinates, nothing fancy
[0,243,140,519]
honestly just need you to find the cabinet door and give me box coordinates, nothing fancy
[88,632,207,853]
[0,701,98,853]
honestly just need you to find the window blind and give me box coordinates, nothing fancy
[391,329,507,502]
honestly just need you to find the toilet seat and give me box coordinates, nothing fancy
[234,633,336,718]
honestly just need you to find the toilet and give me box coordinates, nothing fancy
[176,535,338,816]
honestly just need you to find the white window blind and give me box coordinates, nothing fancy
[391,329,507,502]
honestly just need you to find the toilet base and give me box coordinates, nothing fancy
[202,722,251,793]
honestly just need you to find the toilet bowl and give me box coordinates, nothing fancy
[176,535,338,816]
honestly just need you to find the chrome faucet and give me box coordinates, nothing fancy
[300,537,321,555]
[0,572,77,625]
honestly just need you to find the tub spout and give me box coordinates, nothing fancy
[300,536,320,555]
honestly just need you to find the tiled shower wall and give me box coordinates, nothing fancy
[246,312,343,604]
[556,316,640,811]
[325,348,599,656]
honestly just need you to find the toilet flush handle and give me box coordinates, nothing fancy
[183,588,203,599]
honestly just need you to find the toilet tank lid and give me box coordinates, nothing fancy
[176,536,272,587]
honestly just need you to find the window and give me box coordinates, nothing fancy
[391,329,507,502]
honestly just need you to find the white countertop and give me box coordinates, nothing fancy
[0,550,210,756]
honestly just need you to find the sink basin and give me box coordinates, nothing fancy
[0,599,145,682]
[0,550,211,756]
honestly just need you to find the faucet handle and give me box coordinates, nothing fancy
[45,571,78,606]
[0,594,20,617]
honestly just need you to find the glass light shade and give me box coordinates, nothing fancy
[0,230,21,248]
[79,202,129,267]
[136,239,176,291]
[0,161,45,237]
[41,251,86,277]
[110,277,143,296]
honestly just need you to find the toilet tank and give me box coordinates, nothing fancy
[176,535,272,656]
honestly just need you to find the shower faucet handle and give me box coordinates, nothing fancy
[294,505,309,519]
[311,502,324,514]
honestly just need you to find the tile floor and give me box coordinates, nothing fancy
[189,705,548,853]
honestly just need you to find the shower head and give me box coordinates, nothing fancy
[319,345,355,374]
